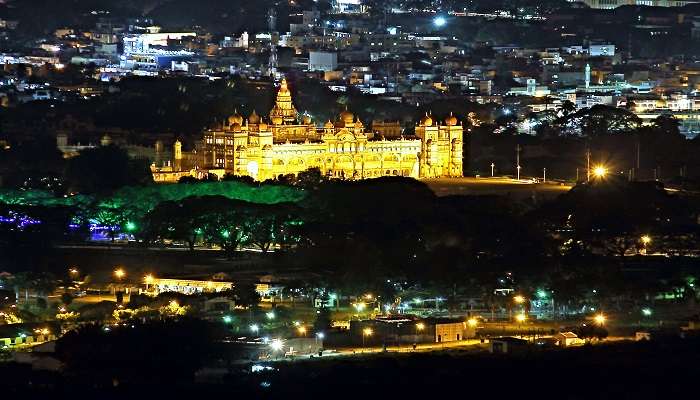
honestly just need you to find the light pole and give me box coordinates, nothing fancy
[491,162,495,177]
[362,327,373,350]
[113,268,126,302]
[415,322,424,346]
[640,235,651,255]
[516,144,521,181]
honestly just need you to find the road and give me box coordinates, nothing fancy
[422,177,572,198]
[335,339,486,355]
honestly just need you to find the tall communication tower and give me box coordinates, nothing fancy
[268,8,278,77]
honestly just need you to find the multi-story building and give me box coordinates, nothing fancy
[576,0,700,8]
[153,79,464,182]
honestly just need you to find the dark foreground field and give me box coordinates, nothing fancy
[2,337,698,399]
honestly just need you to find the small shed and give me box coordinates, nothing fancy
[553,331,584,347]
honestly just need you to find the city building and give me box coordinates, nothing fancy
[576,0,700,8]
[154,78,464,182]
[308,51,338,72]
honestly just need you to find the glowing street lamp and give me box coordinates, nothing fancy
[641,308,653,317]
[144,274,154,284]
[513,295,525,304]
[68,268,79,277]
[433,16,447,27]
[592,165,608,179]
[297,326,307,336]
[416,322,425,331]
[515,314,527,323]
[594,313,606,326]
[467,318,478,328]
[270,338,284,352]
[114,268,125,280]
[641,235,652,246]
[362,327,373,347]
[250,324,259,333]
[266,311,275,320]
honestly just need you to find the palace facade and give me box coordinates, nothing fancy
[152,79,464,182]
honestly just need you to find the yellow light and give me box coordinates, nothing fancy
[416,322,425,331]
[114,268,125,279]
[641,235,652,245]
[593,165,608,178]
[363,327,373,336]
[467,318,478,327]
[594,314,606,325]
[364,293,373,299]
[69,268,79,275]
[297,326,307,335]
[515,314,527,323]
[144,274,154,284]
[169,300,179,308]
[513,295,525,304]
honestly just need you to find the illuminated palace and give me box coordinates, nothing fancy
[152,79,463,182]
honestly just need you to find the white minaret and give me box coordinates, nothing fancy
[585,63,591,90]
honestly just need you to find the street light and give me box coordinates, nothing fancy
[513,295,525,304]
[270,338,284,352]
[641,235,652,246]
[362,327,373,348]
[641,308,653,317]
[250,324,259,333]
[114,268,125,280]
[266,311,275,320]
[515,314,527,323]
[467,318,478,328]
[594,313,606,326]
[433,16,446,27]
[297,326,307,336]
[592,165,608,179]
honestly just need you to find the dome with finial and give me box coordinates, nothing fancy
[279,78,290,94]
[340,108,354,124]
[420,113,433,126]
[248,110,260,124]
[228,109,243,126]
[445,112,458,126]
[231,122,241,131]
[302,114,312,125]
[324,120,334,129]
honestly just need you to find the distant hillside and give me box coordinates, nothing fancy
[0,0,293,35]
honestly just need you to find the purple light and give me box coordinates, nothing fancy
[0,212,41,230]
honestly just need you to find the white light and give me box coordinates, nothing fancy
[270,338,284,351]
[316,332,325,339]
[250,324,259,333]
[434,16,447,27]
